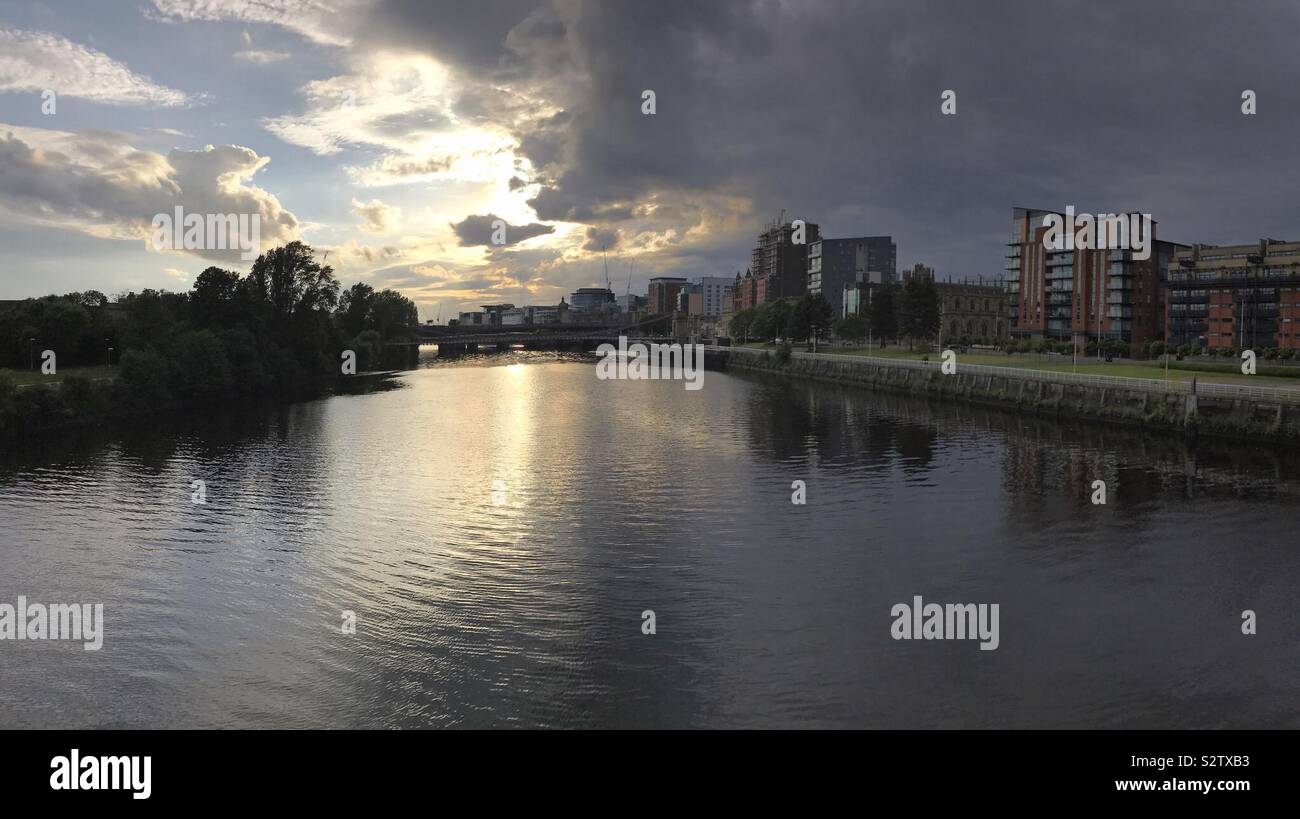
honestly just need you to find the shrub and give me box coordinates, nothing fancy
[774,340,793,365]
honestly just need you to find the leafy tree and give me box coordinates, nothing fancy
[368,289,419,341]
[792,293,834,342]
[247,241,340,325]
[337,282,376,338]
[900,274,940,347]
[728,307,756,342]
[191,267,243,326]
[751,299,794,341]
[868,284,899,346]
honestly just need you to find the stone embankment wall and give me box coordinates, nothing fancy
[706,347,1300,441]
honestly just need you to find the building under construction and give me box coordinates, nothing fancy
[751,216,820,304]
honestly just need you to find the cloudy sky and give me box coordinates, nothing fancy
[1,0,1299,319]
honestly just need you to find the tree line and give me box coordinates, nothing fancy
[728,276,943,348]
[0,241,420,438]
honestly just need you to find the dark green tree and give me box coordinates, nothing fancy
[869,284,899,346]
[900,275,941,347]
[728,307,756,342]
[336,282,376,338]
[792,293,835,343]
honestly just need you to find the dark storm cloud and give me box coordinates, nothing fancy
[451,213,555,246]
[357,0,550,70]
[368,0,1300,277]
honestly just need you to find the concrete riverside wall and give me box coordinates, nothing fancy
[705,347,1300,442]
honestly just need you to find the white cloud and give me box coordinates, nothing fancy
[0,27,194,107]
[150,0,372,47]
[0,124,300,263]
[234,49,291,64]
[351,198,399,233]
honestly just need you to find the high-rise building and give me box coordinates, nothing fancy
[1166,239,1300,350]
[648,277,688,314]
[1006,207,1186,353]
[808,236,896,317]
[752,219,820,304]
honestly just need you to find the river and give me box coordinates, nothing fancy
[1,349,1297,728]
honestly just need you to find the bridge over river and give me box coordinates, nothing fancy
[395,321,677,353]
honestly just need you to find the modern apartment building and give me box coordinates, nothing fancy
[808,236,896,317]
[1006,207,1186,353]
[752,219,821,304]
[1166,239,1300,350]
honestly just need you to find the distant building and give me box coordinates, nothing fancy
[902,262,934,283]
[570,287,616,311]
[458,311,485,325]
[648,276,688,314]
[752,219,820,304]
[842,271,886,318]
[531,298,570,325]
[732,268,758,312]
[480,304,514,326]
[936,279,1010,341]
[721,283,737,335]
[674,284,703,316]
[809,236,896,317]
[697,276,731,317]
[1166,239,1300,350]
[617,293,646,312]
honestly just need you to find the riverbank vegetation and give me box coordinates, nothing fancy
[0,242,420,440]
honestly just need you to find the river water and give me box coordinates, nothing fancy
[2,349,1297,728]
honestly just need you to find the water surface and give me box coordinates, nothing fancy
[2,350,1297,728]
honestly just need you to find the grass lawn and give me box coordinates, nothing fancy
[1,364,117,387]
[736,342,1300,390]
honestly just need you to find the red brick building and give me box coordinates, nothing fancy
[1166,239,1300,350]
[1007,207,1186,354]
